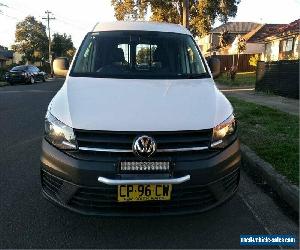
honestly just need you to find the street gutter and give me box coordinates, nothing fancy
[241,143,299,212]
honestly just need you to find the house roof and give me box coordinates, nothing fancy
[211,22,261,34]
[276,19,300,36]
[93,21,191,35]
[0,47,13,60]
[245,19,300,42]
[245,24,286,43]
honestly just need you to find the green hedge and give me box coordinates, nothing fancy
[0,64,20,81]
[39,64,51,74]
[0,68,8,81]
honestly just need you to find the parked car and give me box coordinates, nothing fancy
[6,65,46,84]
[41,21,241,216]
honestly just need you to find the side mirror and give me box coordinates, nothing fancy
[53,57,70,77]
[208,56,221,78]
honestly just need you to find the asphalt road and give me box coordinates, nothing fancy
[0,79,298,249]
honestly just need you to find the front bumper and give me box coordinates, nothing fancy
[41,139,241,216]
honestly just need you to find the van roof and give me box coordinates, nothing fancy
[92,21,191,35]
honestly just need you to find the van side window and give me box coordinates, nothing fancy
[118,44,130,65]
[136,44,157,71]
[185,37,205,74]
[73,37,96,73]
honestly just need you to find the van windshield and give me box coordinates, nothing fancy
[70,31,210,79]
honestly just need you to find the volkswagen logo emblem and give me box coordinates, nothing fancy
[133,135,157,158]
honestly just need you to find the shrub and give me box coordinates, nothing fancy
[0,68,8,81]
[39,63,51,74]
[0,63,21,81]
[249,54,260,67]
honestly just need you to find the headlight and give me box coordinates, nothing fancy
[211,114,237,149]
[44,111,77,150]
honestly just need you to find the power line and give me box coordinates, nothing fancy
[55,17,89,30]
[54,13,91,30]
[0,3,8,8]
[42,10,55,76]
[2,3,90,30]
[0,2,19,19]
[0,12,18,20]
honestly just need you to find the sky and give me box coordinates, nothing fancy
[0,0,299,48]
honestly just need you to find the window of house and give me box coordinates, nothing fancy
[280,38,294,52]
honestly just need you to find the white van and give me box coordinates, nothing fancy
[41,21,241,216]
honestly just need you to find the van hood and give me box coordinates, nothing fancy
[49,77,232,131]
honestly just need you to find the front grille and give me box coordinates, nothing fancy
[75,129,212,149]
[69,129,217,162]
[41,170,63,197]
[66,169,239,215]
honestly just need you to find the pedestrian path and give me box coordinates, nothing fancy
[218,84,299,116]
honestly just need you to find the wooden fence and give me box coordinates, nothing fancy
[256,60,299,99]
[206,54,256,73]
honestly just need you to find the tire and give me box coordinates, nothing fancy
[29,76,35,84]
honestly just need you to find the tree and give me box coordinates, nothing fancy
[12,16,48,63]
[227,35,246,80]
[51,33,76,59]
[219,30,232,48]
[136,47,151,64]
[249,54,259,68]
[111,0,240,37]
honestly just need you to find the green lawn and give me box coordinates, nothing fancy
[215,72,256,87]
[228,97,299,185]
[0,81,8,87]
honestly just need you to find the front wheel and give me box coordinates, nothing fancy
[29,76,35,84]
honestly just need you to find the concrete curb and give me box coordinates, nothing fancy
[241,144,299,212]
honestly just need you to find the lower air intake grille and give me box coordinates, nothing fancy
[66,169,239,215]
[41,170,63,197]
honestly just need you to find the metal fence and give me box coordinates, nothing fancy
[256,60,299,99]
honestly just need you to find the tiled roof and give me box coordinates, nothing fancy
[276,19,300,35]
[211,22,261,33]
[246,24,286,42]
[0,48,13,59]
[245,19,300,42]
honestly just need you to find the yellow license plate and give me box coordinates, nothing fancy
[117,184,172,202]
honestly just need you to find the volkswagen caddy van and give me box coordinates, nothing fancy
[41,21,241,216]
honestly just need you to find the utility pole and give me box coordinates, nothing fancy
[182,0,189,29]
[42,10,55,77]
